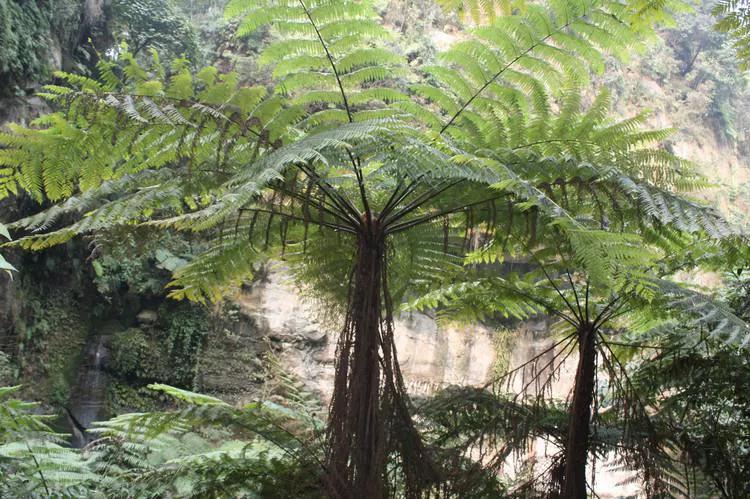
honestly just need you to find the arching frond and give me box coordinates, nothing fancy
[0,387,94,496]
[227,0,408,128]
[408,0,662,138]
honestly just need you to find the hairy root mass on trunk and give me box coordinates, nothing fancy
[325,218,438,498]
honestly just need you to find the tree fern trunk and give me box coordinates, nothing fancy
[562,325,596,499]
[326,216,387,497]
[326,216,437,498]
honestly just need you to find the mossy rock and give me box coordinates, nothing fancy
[109,303,210,388]
[14,286,89,405]
[109,327,169,381]
[107,381,164,414]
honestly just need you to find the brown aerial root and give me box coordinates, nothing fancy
[325,216,439,498]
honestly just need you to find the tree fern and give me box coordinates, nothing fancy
[408,204,747,495]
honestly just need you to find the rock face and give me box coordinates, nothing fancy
[0,277,16,353]
[395,313,496,395]
[135,309,158,325]
[506,318,576,397]
[228,267,499,401]
[193,303,269,406]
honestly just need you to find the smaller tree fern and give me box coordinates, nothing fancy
[410,207,747,496]
[627,333,750,498]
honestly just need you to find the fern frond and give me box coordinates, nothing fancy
[713,0,750,69]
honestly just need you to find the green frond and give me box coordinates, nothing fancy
[414,0,677,145]
[229,0,405,127]
[0,387,95,496]
[435,0,526,24]
[0,52,291,206]
[0,224,15,277]
[167,238,261,303]
[713,0,750,69]
[564,227,660,287]
[147,384,228,406]
[655,280,750,349]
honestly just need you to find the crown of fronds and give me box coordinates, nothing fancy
[0,0,730,306]
[411,220,750,350]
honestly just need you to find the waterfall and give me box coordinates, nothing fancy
[67,325,114,448]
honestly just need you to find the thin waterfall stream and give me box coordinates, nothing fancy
[67,322,117,448]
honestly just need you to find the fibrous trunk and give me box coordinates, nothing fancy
[562,325,597,499]
[325,216,436,498]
